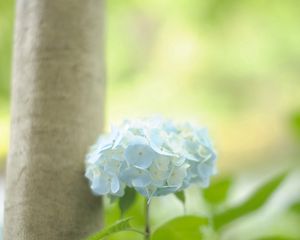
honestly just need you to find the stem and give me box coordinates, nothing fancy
[144,198,151,240]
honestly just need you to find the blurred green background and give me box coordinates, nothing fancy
[1,0,300,239]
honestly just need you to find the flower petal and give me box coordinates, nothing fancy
[91,175,110,195]
[111,175,120,193]
[125,144,158,169]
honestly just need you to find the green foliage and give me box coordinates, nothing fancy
[102,172,291,239]
[289,112,300,140]
[118,187,137,217]
[104,195,145,240]
[255,237,295,240]
[202,176,233,205]
[213,173,287,230]
[290,201,300,215]
[152,216,208,240]
[86,217,143,240]
[174,191,185,205]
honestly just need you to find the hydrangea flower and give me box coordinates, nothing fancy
[85,117,217,199]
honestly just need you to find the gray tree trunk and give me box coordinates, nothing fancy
[4,0,105,239]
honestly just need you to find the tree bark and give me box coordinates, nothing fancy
[4,0,105,239]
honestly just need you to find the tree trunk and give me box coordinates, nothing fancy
[4,0,105,239]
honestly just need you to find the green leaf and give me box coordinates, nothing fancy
[255,236,294,240]
[86,217,143,240]
[174,191,185,205]
[290,201,300,214]
[213,172,287,230]
[152,216,208,240]
[202,176,233,205]
[119,187,137,217]
[289,112,300,139]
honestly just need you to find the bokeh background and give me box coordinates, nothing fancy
[1,0,300,239]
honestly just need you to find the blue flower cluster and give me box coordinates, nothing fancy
[85,117,217,199]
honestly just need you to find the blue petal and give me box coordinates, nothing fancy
[125,144,158,169]
[86,151,101,164]
[111,175,120,193]
[197,161,214,182]
[167,165,188,187]
[85,166,94,180]
[103,159,123,174]
[148,128,164,148]
[96,136,113,151]
[91,175,110,195]
[154,156,171,170]
[149,164,169,187]
[162,120,178,133]
[184,140,199,161]
[195,128,213,147]
[110,127,124,149]
[132,174,152,187]
[120,168,152,187]
[172,156,186,166]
